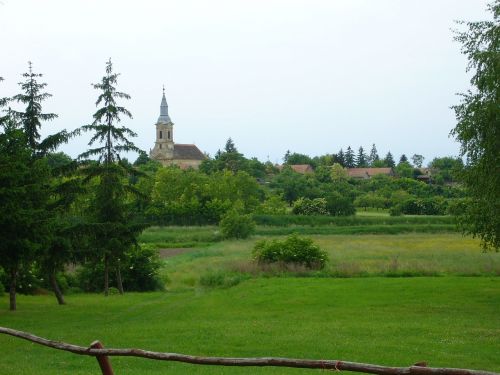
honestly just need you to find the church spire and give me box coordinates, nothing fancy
[157,85,171,124]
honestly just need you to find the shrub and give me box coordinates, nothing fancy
[219,209,256,239]
[292,197,328,215]
[253,234,328,269]
[325,192,356,216]
[76,244,164,292]
[399,197,447,215]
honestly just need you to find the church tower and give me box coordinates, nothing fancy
[150,87,174,160]
[149,87,206,169]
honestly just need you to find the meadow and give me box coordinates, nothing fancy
[1,225,499,374]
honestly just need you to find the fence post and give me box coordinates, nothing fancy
[90,341,115,375]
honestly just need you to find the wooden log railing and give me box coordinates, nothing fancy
[0,326,498,375]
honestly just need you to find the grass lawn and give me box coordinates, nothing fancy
[0,277,499,374]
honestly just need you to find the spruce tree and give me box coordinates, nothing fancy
[0,114,51,310]
[12,62,67,155]
[336,149,345,167]
[12,63,74,305]
[399,154,408,164]
[356,146,368,167]
[344,146,355,168]
[75,58,144,296]
[368,144,379,166]
[384,151,395,168]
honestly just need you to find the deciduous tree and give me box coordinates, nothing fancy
[452,1,500,249]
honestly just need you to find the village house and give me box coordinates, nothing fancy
[347,167,394,179]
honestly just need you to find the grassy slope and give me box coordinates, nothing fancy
[0,277,499,374]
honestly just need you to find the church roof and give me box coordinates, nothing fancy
[173,144,206,160]
[157,89,172,124]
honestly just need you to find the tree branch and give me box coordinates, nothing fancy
[0,326,497,375]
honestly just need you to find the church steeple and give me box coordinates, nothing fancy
[157,85,172,124]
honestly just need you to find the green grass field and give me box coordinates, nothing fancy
[1,277,499,374]
[1,230,499,374]
[160,233,500,290]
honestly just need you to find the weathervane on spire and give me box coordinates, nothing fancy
[162,84,165,95]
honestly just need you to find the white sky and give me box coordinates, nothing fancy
[0,0,490,165]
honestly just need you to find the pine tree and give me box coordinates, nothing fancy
[356,146,368,167]
[399,154,408,165]
[344,146,355,168]
[224,137,237,153]
[384,151,395,168]
[336,149,345,167]
[75,59,144,296]
[368,143,379,166]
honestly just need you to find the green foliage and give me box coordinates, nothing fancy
[429,156,463,184]
[255,194,288,215]
[292,197,328,215]
[395,161,414,178]
[452,2,499,249]
[355,192,386,210]
[72,59,146,295]
[344,146,355,168]
[324,191,356,216]
[254,213,455,226]
[396,196,447,215]
[368,144,380,166]
[384,151,395,168]
[219,209,256,239]
[253,234,328,269]
[76,244,163,292]
[389,205,403,216]
[11,61,65,155]
[149,167,262,225]
[0,118,53,308]
[283,150,315,166]
[356,146,368,167]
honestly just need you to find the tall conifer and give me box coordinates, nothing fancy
[75,59,144,296]
[368,144,379,166]
[344,146,355,168]
[356,146,368,167]
[12,62,67,155]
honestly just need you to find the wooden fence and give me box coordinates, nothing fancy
[0,326,498,375]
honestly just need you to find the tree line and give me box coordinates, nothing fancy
[0,59,150,310]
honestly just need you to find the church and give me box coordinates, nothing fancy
[149,89,206,169]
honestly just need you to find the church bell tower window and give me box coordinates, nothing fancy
[159,130,163,139]
[168,131,171,139]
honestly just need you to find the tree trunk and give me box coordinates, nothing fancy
[50,270,65,305]
[116,261,124,295]
[9,267,17,311]
[104,255,109,297]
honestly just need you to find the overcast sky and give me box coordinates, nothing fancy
[0,0,491,165]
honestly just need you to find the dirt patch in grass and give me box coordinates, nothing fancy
[158,248,194,258]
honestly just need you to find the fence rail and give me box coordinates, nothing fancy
[0,326,498,375]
